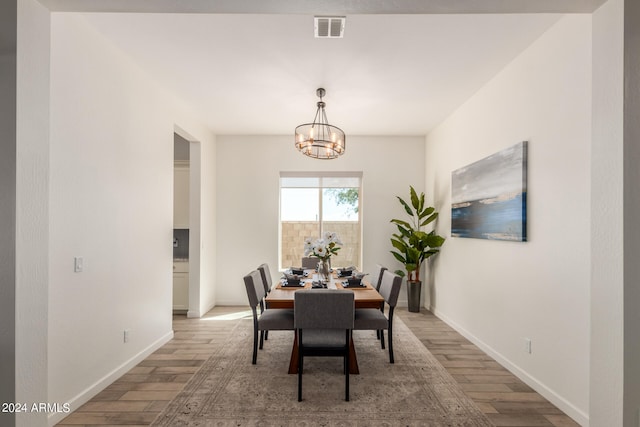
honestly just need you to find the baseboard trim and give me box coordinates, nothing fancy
[48,330,174,427]
[213,299,245,307]
[430,307,589,427]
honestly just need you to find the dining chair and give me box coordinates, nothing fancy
[257,263,274,340]
[301,257,318,269]
[294,289,354,402]
[243,270,294,364]
[371,264,388,291]
[354,270,402,363]
[257,263,274,294]
[370,264,388,340]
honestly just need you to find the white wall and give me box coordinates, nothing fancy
[47,13,215,424]
[425,15,591,425]
[16,0,50,426]
[591,0,624,425]
[215,135,424,306]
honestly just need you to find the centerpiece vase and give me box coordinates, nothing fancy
[317,259,331,283]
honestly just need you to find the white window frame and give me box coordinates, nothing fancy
[279,171,363,271]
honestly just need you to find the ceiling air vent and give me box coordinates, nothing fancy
[314,16,345,38]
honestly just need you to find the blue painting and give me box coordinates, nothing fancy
[451,141,527,241]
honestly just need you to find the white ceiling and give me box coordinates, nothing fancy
[43,0,605,136]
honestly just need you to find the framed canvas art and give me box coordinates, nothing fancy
[451,141,527,241]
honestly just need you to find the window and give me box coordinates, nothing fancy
[280,172,362,270]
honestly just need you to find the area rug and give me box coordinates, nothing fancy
[152,316,492,426]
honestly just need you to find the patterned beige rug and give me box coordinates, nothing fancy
[152,316,492,426]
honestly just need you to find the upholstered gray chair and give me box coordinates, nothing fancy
[294,289,354,402]
[371,264,388,291]
[257,263,274,340]
[370,264,388,339]
[243,270,294,364]
[354,270,402,363]
[257,263,274,294]
[301,257,318,269]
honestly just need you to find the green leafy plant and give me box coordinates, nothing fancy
[390,186,446,281]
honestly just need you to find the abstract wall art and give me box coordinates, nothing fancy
[451,141,528,241]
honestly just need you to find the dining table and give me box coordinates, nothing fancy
[265,271,385,374]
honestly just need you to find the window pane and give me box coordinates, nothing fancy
[323,188,359,221]
[281,188,320,269]
[321,176,360,188]
[322,188,360,268]
[281,188,319,221]
[280,176,320,188]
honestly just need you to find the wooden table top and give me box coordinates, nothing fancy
[265,276,384,309]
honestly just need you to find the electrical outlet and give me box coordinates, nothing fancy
[124,329,130,343]
[524,338,532,354]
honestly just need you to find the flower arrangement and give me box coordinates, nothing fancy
[303,231,342,261]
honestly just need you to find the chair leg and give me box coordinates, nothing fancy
[345,359,350,401]
[377,303,384,340]
[298,331,303,402]
[388,324,394,364]
[298,364,302,402]
[265,330,269,340]
[252,326,258,364]
[259,330,265,349]
[345,331,350,401]
[380,329,385,349]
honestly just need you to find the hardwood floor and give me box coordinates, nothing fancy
[399,309,580,427]
[56,306,580,427]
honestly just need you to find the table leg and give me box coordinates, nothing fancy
[348,336,359,374]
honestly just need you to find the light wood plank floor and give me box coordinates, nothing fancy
[56,306,580,427]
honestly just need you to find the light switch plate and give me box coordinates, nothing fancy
[74,257,83,273]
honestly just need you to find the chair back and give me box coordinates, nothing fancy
[371,264,387,291]
[294,290,354,330]
[301,257,318,269]
[257,263,273,293]
[243,270,266,310]
[378,270,402,308]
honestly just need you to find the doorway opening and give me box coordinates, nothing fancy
[173,133,190,314]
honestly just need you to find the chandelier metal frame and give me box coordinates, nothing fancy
[295,88,346,160]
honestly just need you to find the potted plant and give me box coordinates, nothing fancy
[390,186,445,312]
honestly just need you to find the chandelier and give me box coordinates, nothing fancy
[295,88,346,159]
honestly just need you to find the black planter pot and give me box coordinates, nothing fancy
[407,280,422,312]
